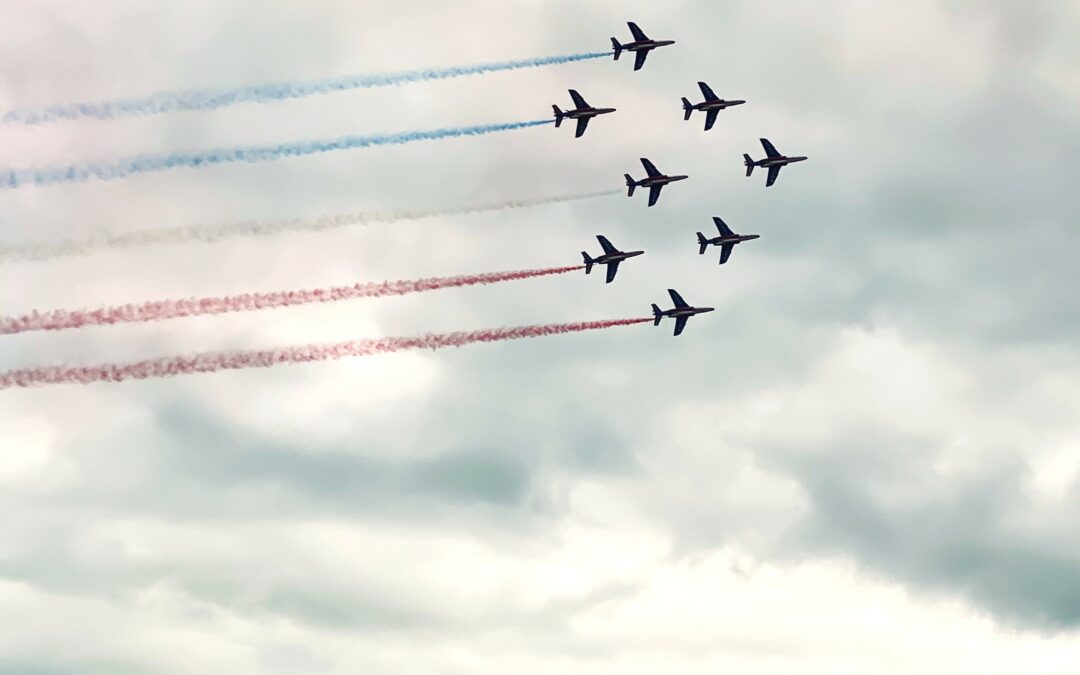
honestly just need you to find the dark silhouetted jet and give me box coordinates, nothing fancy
[582,235,644,284]
[697,217,759,265]
[744,138,808,187]
[681,82,745,131]
[625,158,688,207]
[611,22,675,71]
[553,90,616,138]
[652,289,714,337]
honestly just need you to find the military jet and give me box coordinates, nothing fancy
[611,22,675,71]
[697,217,759,265]
[625,158,688,207]
[744,138,808,187]
[582,235,644,284]
[553,90,616,138]
[652,289,715,337]
[681,82,745,131]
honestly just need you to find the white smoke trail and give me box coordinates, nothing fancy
[0,190,619,262]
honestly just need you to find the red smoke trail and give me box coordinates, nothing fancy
[0,265,584,335]
[0,318,652,389]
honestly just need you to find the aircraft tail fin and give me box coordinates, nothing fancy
[681,97,693,121]
[552,105,563,127]
[651,304,663,326]
[611,38,623,60]
[625,174,636,197]
[582,251,594,274]
[696,232,708,255]
[743,154,755,177]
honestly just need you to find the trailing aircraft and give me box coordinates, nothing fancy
[651,289,714,337]
[744,138,808,187]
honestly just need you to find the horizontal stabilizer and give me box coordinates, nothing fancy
[625,173,636,197]
[651,303,663,326]
[697,232,708,255]
[582,252,594,274]
[681,97,692,120]
[611,38,622,60]
[743,154,754,177]
[552,105,563,127]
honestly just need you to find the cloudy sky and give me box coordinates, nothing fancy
[2,0,1079,672]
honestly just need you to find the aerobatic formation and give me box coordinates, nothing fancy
[0,20,811,388]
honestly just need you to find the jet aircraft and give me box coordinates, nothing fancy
[553,90,616,138]
[744,138,808,187]
[611,22,675,71]
[697,217,759,265]
[581,235,644,283]
[625,158,688,207]
[651,289,715,337]
[681,81,745,131]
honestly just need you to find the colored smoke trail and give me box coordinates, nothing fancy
[0,266,585,335]
[0,119,551,189]
[0,318,651,389]
[2,52,610,125]
[0,190,620,262]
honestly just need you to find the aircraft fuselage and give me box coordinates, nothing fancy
[564,107,617,119]
[596,250,644,265]
[638,174,688,187]
[706,234,759,246]
[755,156,808,168]
[661,306,714,319]
[694,99,745,111]
[625,39,675,51]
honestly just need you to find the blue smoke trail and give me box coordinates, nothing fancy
[0,119,551,189]
[2,52,610,125]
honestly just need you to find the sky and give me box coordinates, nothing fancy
[1,0,1079,672]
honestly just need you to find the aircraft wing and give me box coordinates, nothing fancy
[673,315,689,337]
[633,49,649,71]
[703,108,719,131]
[605,261,620,284]
[766,165,781,187]
[640,157,661,177]
[574,117,590,138]
[627,21,648,41]
[596,235,618,255]
[568,89,588,109]
[760,138,781,158]
[647,185,663,207]
[712,216,734,236]
[719,243,735,265]
[668,288,689,309]
[698,81,719,101]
